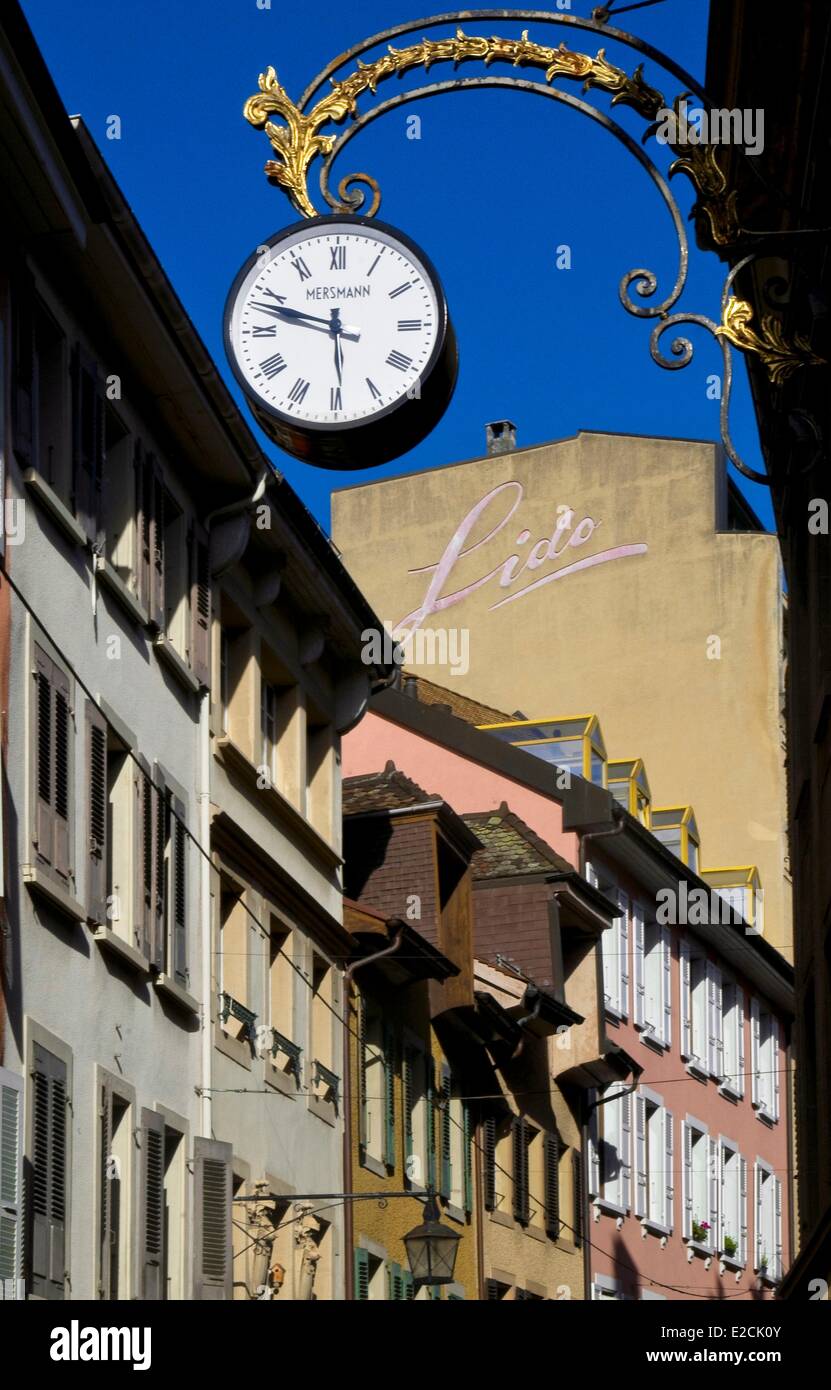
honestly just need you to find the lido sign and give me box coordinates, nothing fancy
[397,480,647,636]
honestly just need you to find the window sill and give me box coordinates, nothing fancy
[594,1198,628,1218]
[265,1063,300,1100]
[604,1006,627,1024]
[720,1254,745,1272]
[685,1059,709,1083]
[755,1269,779,1285]
[92,924,150,974]
[23,469,87,548]
[443,1203,467,1227]
[215,1027,252,1070]
[360,1152,388,1181]
[93,554,148,628]
[308,1092,337,1127]
[154,972,199,1014]
[488,1209,515,1230]
[214,736,342,870]
[638,1027,668,1054]
[641,1217,671,1237]
[719,1083,742,1103]
[685,1238,714,1258]
[524,1223,547,1244]
[154,635,200,694]
[22,865,85,924]
[754,1106,778,1128]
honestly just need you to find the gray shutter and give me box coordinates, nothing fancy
[189,521,211,688]
[171,796,188,986]
[150,458,165,631]
[133,755,146,951]
[86,700,108,925]
[12,265,35,468]
[135,756,153,958]
[0,1067,24,1299]
[30,1044,67,1300]
[621,1091,632,1210]
[739,1157,748,1265]
[139,1109,165,1299]
[736,989,746,1098]
[681,1122,692,1239]
[634,1093,647,1219]
[135,439,151,610]
[633,903,645,1028]
[708,1135,719,1248]
[750,998,761,1107]
[353,1247,369,1300]
[774,1178,783,1279]
[71,344,104,544]
[51,662,72,884]
[661,926,672,1048]
[98,1081,113,1299]
[680,937,692,1058]
[193,1137,232,1300]
[618,891,629,1016]
[664,1109,674,1232]
[150,769,167,972]
[34,646,55,869]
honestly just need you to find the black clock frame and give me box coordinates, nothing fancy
[223,214,458,471]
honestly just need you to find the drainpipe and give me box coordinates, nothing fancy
[342,929,405,1299]
[578,808,626,877]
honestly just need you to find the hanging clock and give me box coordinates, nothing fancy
[223,214,458,470]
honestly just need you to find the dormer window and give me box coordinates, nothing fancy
[651,806,699,870]
[608,758,651,825]
[702,866,762,932]
[479,714,607,787]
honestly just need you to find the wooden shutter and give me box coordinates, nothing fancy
[134,756,152,957]
[572,1148,583,1248]
[544,1131,560,1239]
[634,1093,647,1219]
[150,458,165,630]
[680,937,692,1058]
[171,796,188,986]
[661,925,672,1048]
[34,646,55,869]
[512,1118,529,1224]
[425,1056,436,1192]
[135,439,151,610]
[52,662,72,884]
[151,770,167,972]
[664,1109,674,1232]
[633,902,645,1027]
[353,1247,370,1301]
[439,1064,451,1201]
[85,700,108,925]
[189,520,211,688]
[382,1024,396,1169]
[483,1114,496,1211]
[139,1109,165,1299]
[0,1067,24,1299]
[193,1137,232,1299]
[98,1082,113,1299]
[30,1044,67,1300]
[12,267,36,468]
[462,1101,473,1214]
[71,344,105,544]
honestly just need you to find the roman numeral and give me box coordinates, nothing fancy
[252,324,278,337]
[388,281,413,299]
[330,386,343,411]
[260,353,286,378]
[366,378,382,400]
[386,350,412,372]
[261,287,287,302]
[292,257,312,282]
[288,377,310,404]
[329,245,346,270]
[398,319,422,332]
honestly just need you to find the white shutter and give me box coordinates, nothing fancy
[634,1094,647,1218]
[588,1096,600,1197]
[586,862,599,889]
[661,925,672,1048]
[706,962,722,1077]
[772,1020,781,1122]
[761,1162,767,1273]
[714,969,724,1078]
[618,892,629,1018]
[708,1136,719,1250]
[736,989,746,1097]
[680,938,692,1058]
[0,1068,24,1299]
[633,904,645,1029]
[774,1178,783,1280]
[739,1157,748,1266]
[681,1122,692,1239]
[621,1091,632,1211]
[664,1110,673,1232]
[750,998,761,1107]
[718,1143,726,1252]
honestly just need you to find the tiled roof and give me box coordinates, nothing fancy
[462,803,573,879]
[398,671,518,727]
[342,762,441,815]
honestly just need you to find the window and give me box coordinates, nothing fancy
[718,1140,747,1265]
[485,1276,511,1301]
[651,806,699,869]
[102,408,133,582]
[634,1091,673,1230]
[680,941,723,1076]
[634,906,671,1046]
[361,1002,394,1168]
[587,865,629,1019]
[193,1138,233,1300]
[162,1124,186,1299]
[440,1067,472,1215]
[260,678,279,785]
[593,1275,623,1301]
[32,642,73,889]
[29,1043,68,1300]
[681,1119,716,1248]
[721,982,746,1098]
[589,1086,631,1213]
[0,1067,24,1300]
[162,492,188,656]
[754,1161,782,1279]
[218,882,251,1041]
[512,1118,532,1225]
[751,1000,780,1122]
[99,1084,132,1300]
[404,1044,433,1190]
[353,1248,387,1301]
[307,716,334,839]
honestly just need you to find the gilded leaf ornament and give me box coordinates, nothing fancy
[715,297,825,386]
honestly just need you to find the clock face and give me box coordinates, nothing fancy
[224,216,457,469]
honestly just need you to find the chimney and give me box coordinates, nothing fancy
[486,420,517,455]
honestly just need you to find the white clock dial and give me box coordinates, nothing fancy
[228,223,439,426]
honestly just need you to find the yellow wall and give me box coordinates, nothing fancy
[333,432,791,956]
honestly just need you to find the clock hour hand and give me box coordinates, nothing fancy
[250,302,360,341]
[331,308,344,386]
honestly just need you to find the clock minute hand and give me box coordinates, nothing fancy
[250,302,361,340]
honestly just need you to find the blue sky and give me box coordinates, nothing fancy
[21,0,774,533]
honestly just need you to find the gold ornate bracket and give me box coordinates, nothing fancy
[716,296,824,387]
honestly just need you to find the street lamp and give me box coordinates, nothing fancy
[403,1191,462,1288]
